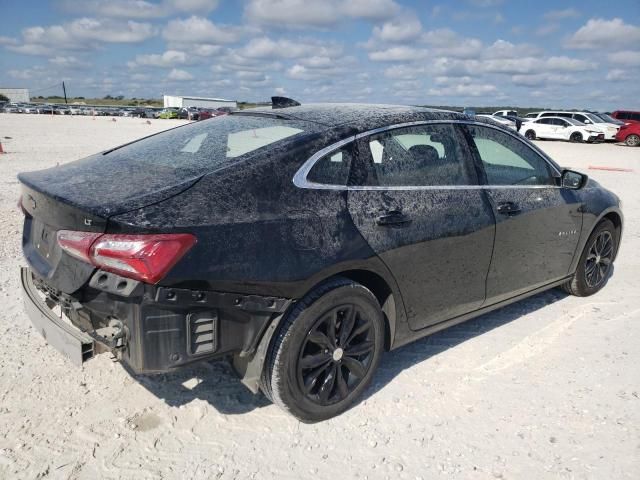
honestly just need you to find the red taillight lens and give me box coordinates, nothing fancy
[56,231,196,284]
[57,230,103,263]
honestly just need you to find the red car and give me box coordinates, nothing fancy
[615,122,640,146]
[611,110,640,124]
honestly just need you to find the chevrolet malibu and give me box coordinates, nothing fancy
[19,102,623,422]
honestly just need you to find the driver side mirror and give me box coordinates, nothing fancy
[561,169,587,189]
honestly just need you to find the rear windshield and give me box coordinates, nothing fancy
[105,114,310,176]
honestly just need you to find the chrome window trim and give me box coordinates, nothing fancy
[293,120,563,191]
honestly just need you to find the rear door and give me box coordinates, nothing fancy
[534,119,556,139]
[346,122,496,330]
[463,124,583,304]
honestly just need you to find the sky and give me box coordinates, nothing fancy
[0,0,639,110]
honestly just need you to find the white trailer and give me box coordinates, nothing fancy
[0,88,30,103]
[163,95,237,109]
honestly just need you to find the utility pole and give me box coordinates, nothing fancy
[62,81,68,104]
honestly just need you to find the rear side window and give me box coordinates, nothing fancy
[353,123,476,187]
[306,146,353,186]
[632,113,640,121]
[616,111,630,120]
[467,125,554,186]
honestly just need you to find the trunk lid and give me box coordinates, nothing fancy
[19,153,202,294]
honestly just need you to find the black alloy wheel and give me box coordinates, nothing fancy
[584,231,614,288]
[297,304,375,405]
[262,278,384,422]
[570,132,583,143]
[561,219,617,297]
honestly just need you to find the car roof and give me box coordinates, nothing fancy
[233,103,494,133]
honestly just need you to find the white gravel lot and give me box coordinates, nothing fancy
[0,114,638,480]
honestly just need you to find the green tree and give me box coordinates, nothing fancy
[0,94,9,102]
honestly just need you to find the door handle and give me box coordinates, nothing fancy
[376,210,412,226]
[496,202,521,215]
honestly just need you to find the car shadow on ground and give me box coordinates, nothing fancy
[133,287,571,416]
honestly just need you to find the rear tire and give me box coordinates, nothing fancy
[561,219,617,296]
[262,277,385,422]
[525,130,536,140]
[625,134,640,147]
[570,132,583,143]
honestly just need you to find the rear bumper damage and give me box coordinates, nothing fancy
[21,267,292,377]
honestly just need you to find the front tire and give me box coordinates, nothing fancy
[570,132,583,143]
[262,278,385,422]
[625,134,640,147]
[525,130,536,140]
[562,219,617,296]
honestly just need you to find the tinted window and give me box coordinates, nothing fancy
[307,147,353,186]
[573,114,589,123]
[557,113,573,118]
[552,119,568,126]
[618,112,630,120]
[632,113,640,121]
[467,125,554,186]
[105,115,308,177]
[537,118,553,124]
[354,123,475,187]
[540,113,554,117]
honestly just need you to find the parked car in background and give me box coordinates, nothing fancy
[158,108,179,119]
[615,122,640,146]
[36,105,59,114]
[523,117,604,143]
[493,110,518,117]
[4,103,23,113]
[178,107,200,120]
[593,112,624,126]
[523,112,541,120]
[526,111,619,140]
[477,114,517,130]
[611,110,640,124]
[18,102,623,421]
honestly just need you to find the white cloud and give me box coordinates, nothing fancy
[428,83,498,97]
[7,18,156,56]
[62,0,219,19]
[605,69,630,81]
[162,16,244,44]
[129,50,190,68]
[544,8,580,21]
[608,50,640,67]
[566,18,640,49]
[48,56,90,69]
[244,0,399,28]
[238,37,342,60]
[369,46,429,62]
[167,68,194,80]
[372,14,423,43]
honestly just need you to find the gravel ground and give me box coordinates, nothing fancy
[0,114,638,480]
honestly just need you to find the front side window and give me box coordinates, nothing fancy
[466,125,554,186]
[354,123,476,187]
[306,146,353,186]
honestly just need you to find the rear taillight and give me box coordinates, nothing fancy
[57,230,103,263]
[56,231,196,284]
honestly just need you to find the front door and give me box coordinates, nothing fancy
[464,124,583,304]
[346,122,495,330]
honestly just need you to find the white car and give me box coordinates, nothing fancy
[522,117,605,143]
[493,109,518,117]
[524,111,619,140]
[477,114,517,130]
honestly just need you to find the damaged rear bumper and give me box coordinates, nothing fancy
[21,266,292,375]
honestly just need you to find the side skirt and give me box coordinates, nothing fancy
[391,276,572,350]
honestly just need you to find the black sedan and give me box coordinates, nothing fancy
[18,102,623,422]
